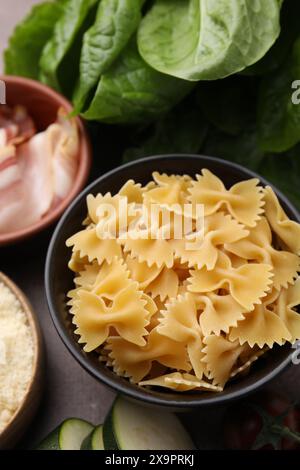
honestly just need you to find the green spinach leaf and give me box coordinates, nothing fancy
[39,0,98,92]
[258,37,300,152]
[4,1,65,79]
[243,0,300,76]
[138,0,281,81]
[74,0,142,111]
[82,37,193,124]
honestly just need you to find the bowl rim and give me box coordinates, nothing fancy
[45,154,298,408]
[0,271,44,445]
[0,75,92,247]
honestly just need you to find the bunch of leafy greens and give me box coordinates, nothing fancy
[5,0,192,123]
[125,0,300,208]
[4,0,300,207]
[5,0,282,123]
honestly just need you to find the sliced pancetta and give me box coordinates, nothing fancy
[0,107,79,234]
[0,105,36,147]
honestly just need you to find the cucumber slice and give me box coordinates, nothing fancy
[81,425,104,450]
[103,397,195,450]
[37,418,94,450]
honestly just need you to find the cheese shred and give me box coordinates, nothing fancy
[0,281,34,433]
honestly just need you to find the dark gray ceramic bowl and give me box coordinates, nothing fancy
[45,155,300,409]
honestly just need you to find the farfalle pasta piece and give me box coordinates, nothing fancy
[95,194,132,240]
[142,293,158,321]
[196,292,246,336]
[275,278,300,342]
[229,289,291,348]
[264,186,300,254]
[66,226,122,264]
[188,251,273,310]
[67,288,80,315]
[121,235,174,268]
[87,192,126,227]
[188,169,264,227]
[68,251,90,273]
[87,191,139,240]
[153,172,192,187]
[118,180,143,204]
[86,193,105,224]
[157,293,205,378]
[143,172,192,212]
[225,217,300,289]
[226,252,246,268]
[171,212,248,270]
[72,283,149,352]
[140,372,223,392]
[107,329,191,383]
[146,297,167,331]
[70,259,132,313]
[125,255,163,289]
[86,193,125,225]
[126,197,188,239]
[74,262,99,289]
[202,335,250,387]
[91,258,131,299]
[146,267,179,301]
[74,261,162,333]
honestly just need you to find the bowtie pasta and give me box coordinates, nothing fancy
[66,170,300,392]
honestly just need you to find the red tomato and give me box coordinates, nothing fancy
[223,391,300,450]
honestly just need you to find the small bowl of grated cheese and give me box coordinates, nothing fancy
[0,272,43,449]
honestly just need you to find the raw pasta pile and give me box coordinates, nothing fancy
[66,170,300,392]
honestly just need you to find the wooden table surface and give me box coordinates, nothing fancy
[0,0,300,450]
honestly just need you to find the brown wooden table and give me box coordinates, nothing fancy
[0,0,299,450]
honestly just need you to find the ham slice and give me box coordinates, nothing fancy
[0,145,24,232]
[0,105,36,147]
[0,107,79,234]
[0,145,19,190]
[45,108,79,200]
[0,124,18,147]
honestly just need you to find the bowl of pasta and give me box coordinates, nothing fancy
[45,154,300,409]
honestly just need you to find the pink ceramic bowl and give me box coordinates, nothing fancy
[0,75,92,246]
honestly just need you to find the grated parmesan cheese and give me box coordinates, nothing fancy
[0,281,34,433]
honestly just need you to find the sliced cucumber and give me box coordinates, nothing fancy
[103,397,195,450]
[37,418,94,450]
[81,425,104,450]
